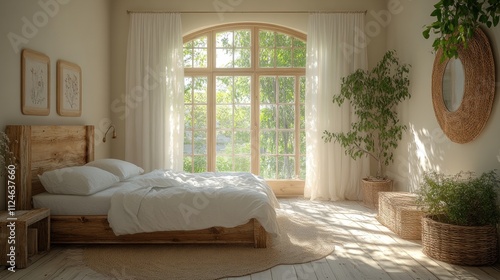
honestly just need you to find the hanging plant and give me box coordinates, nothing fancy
[423,0,500,60]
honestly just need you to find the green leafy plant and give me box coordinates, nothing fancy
[322,50,411,179]
[423,0,500,60]
[417,170,500,226]
[0,131,15,177]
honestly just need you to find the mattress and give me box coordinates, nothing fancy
[32,170,280,236]
[32,184,122,215]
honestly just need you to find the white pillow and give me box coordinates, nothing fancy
[39,166,119,195]
[85,158,144,181]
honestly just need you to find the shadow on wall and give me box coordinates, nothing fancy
[386,123,450,193]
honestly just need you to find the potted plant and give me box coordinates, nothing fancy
[322,50,411,208]
[1,131,14,176]
[423,0,500,61]
[416,170,500,265]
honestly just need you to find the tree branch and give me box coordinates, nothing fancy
[350,143,379,162]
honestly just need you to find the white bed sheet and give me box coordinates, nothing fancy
[32,184,123,215]
[33,170,280,237]
[108,170,281,236]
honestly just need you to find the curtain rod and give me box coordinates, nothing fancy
[126,10,367,14]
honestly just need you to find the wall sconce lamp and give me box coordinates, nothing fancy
[103,125,117,143]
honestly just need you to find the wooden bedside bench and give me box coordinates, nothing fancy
[0,208,50,269]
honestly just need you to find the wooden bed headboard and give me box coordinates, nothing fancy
[5,125,94,210]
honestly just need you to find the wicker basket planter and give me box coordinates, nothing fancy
[362,179,392,209]
[422,215,498,266]
[377,192,425,239]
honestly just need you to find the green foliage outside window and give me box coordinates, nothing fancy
[259,30,306,68]
[183,27,306,179]
[216,30,251,68]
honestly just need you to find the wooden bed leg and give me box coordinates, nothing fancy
[253,219,267,248]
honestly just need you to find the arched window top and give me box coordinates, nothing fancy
[183,23,306,70]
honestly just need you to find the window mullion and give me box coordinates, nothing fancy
[251,27,259,175]
[231,77,236,170]
[251,73,259,175]
[208,30,214,70]
[206,32,216,172]
[275,77,280,179]
[294,75,301,179]
[207,73,216,172]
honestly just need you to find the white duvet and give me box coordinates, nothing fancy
[107,170,280,236]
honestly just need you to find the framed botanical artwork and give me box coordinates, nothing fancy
[21,49,50,115]
[57,60,82,117]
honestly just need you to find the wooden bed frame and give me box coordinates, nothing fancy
[5,125,267,248]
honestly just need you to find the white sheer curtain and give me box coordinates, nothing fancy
[305,13,369,201]
[125,13,184,172]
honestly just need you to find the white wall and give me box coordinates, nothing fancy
[3,0,495,209]
[109,0,389,160]
[386,0,500,191]
[0,0,111,209]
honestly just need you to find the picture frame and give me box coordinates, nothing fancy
[21,49,50,115]
[57,60,82,117]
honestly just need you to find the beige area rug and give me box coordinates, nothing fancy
[83,210,336,280]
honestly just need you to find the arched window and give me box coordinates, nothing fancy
[183,23,306,180]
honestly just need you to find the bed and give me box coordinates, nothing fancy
[5,125,278,248]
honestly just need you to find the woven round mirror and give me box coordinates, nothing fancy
[431,28,495,144]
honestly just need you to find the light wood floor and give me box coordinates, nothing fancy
[1,198,500,280]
